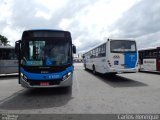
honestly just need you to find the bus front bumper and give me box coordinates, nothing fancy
[20,75,73,88]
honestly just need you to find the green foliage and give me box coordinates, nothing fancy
[0,34,10,46]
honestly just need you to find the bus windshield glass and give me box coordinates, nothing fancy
[22,39,71,66]
[110,40,136,53]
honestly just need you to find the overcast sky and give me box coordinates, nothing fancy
[0,0,160,53]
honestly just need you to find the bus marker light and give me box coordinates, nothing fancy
[63,72,71,81]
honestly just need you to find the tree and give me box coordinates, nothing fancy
[0,34,10,46]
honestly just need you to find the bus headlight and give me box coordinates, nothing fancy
[62,72,71,81]
[21,73,23,77]
[21,73,27,81]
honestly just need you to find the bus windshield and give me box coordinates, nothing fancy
[22,39,71,66]
[110,40,136,53]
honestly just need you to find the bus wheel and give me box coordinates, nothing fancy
[109,73,117,76]
[93,66,97,75]
[67,85,73,93]
[84,64,87,70]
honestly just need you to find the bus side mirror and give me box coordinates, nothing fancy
[15,40,21,58]
[73,45,76,54]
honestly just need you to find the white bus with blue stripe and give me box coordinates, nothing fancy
[83,39,138,75]
[0,46,18,75]
[15,29,76,88]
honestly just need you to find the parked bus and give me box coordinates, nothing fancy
[15,29,76,88]
[0,46,18,74]
[139,47,160,72]
[83,39,138,75]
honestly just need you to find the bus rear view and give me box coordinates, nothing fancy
[108,39,138,73]
[15,30,76,88]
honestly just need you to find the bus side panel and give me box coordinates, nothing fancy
[157,58,160,71]
[142,59,157,71]
[86,59,92,70]
[94,57,107,74]
[0,60,18,74]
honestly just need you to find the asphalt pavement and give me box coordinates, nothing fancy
[0,63,160,114]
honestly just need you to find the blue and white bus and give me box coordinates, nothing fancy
[83,39,138,75]
[15,29,76,88]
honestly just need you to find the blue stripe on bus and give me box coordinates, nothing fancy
[124,52,137,68]
[20,66,73,80]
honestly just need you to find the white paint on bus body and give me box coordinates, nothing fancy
[141,59,157,71]
[109,53,124,69]
[83,39,138,74]
[0,60,18,74]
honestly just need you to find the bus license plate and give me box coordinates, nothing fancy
[40,82,49,86]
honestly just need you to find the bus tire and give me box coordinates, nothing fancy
[110,73,117,75]
[66,85,72,92]
[84,64,87,70]
[92,65,97,75]
[107,73,117,76]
